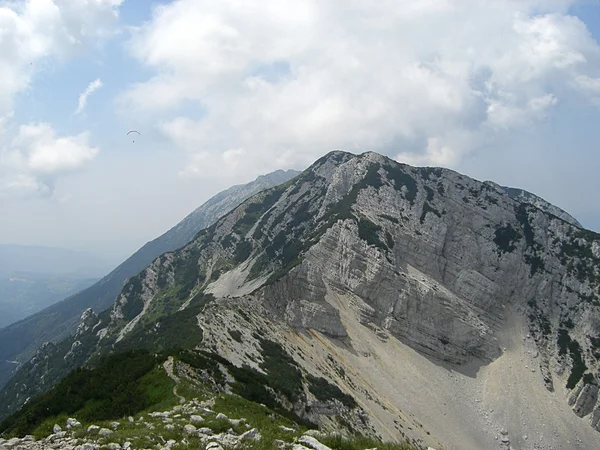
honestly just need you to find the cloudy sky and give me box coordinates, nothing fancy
[1,0,599,263]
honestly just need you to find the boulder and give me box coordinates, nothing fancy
[98,428,113,436]
[184,424,197,434]
[67,418,82,428]
[298,435,333,450]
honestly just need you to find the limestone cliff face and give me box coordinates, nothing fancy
[2,150,599,449]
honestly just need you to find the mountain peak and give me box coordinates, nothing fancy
[1,150,599,449]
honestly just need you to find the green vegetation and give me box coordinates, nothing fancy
[228,329,243,343]
[258,338,304,402]
[557,329,588,389]
[306,374,357,408]
[385,165,417,204]
[233,185,288,237]
[419,202,442,225]
[379,214,399,224]
[516,205,535,247]
[494,224,520,253]
[424,186,435,202]
[514,205,547,276]
[358,218,388,251]
[221,233,236,249]
[385,231,395,250]
[178,349,315,428]
[173,246,205,300]
[121,273,145,320]
[0,350,172,437]
[583,373,597,385]
[234,240,253,263]
[248,253,271,280]
[114,293,213,354]
[418,167,443,181]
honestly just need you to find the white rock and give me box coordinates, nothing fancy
[123,442,133,450]
[303,430,326,438]
[241,428,261,441]
[197,427,214,436]
[53,424,62,433]
[190,415,204,423]
[48,431,66,441]
[165,424,175,431]
[98,428,113,436]
[67,418,82,428]
[110,421,120,430]
[128,416,134,423]
[206,443,224,450]
[106,444,121,450]
[216,413,228,420]
[184,424,197,434]
[279,425,296,433]
[298,435,333,450]
[87,425,100,433]
[4,438,21,448]
[76,444,98,450]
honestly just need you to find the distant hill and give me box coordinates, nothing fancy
[0,274,98,329]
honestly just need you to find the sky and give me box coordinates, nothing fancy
[1,0,600,264]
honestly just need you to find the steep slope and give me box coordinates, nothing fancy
[0,169,300,389]
[2,151,599,450]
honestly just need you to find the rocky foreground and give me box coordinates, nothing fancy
[0,398,422,450]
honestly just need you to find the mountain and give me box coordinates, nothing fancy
[0,169,300,390]
[2,150,599,450]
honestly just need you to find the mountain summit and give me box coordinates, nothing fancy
[2,151,599,450]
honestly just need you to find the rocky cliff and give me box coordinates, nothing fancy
[2,151,598,450]
[0,169,299,390]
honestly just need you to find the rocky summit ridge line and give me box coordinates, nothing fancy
[1,150,599,450]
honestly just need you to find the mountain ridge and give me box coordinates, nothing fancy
[1,150,598,449]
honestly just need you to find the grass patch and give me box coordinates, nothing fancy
[0,350,172,438]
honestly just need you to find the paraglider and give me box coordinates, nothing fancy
[127,130,140,143]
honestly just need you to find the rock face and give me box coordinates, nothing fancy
[0,169,300,391]
[1,150,599,449]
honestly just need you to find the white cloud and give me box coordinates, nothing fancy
[0,123,98,197]
[0,1,120,198]
[119,0,600,177]
[0,0,122,119]
[75,78,103,115]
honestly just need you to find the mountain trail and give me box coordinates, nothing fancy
[163,356,185,404]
